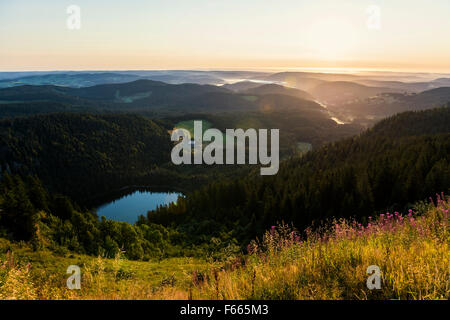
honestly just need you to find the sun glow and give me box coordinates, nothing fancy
[1,0,450,72]
[304,18,359,60]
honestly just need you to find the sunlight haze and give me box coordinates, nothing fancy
[1,0,450,72]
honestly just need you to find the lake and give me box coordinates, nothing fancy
[96,190,181,223]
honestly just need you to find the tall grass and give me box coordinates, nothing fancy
[189,195,449,300]
[0,196,448,300]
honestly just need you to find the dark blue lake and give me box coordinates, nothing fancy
[96,190,181,223]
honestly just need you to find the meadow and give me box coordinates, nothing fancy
[1,196,448,300]
[174,120,213,138]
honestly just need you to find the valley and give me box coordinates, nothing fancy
[2,0,450,305]
[0,70,449,301]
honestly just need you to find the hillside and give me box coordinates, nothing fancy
[0,80,228,107]
[366,107,450,138]
[0,107,360,202]
[0,101,92,118]
[310,81,401,105]
[221,81,267,92]
[149,107,450,242]
[1,197,447,300]
[0,80,320,116]
[0,73,143,88]
[0,113,172,201]
[0,107,448,302]
[331,87,450,125]
[353,79,435,92]
[0,81,364,164]
[242,83,314,101]
[0,71,227,88]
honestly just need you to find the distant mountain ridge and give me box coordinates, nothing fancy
[330,86,450,125]
[241,83,314,101]
[0,72,142,88]
[310,81,402,105]
[0,79,229,109]
[0,71,227,87]
[0,79,325,117]
[222,81,269,92]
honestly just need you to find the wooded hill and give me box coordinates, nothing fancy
[0,113,172,201]
[149,107,450,243]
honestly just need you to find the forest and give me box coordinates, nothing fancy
[148,107,450,243]
[0,107,448,261]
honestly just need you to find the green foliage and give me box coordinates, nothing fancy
[149,107,450,244]
[0,174,239,261]
[0,106,448,263]
[0,113,172,202]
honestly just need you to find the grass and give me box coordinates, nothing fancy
[1,196,448,300]
[0,244,215,300]
[242,95,258,102]
[174,120,213,138]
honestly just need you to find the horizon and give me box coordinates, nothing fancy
[2,65,450,77]
[2,0,450,73]
[1,67,450,80]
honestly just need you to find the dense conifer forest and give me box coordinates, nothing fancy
[0,107,448,260]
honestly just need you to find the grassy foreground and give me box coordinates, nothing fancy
[0,197,448,300]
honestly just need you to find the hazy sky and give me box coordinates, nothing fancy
[1,0,450,72]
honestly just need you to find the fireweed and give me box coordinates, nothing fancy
[195,195,449,300]
[0,196,448,300]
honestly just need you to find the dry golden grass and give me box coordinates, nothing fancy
[1,198,448,300]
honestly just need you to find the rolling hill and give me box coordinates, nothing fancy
[310,81,402,105]
[149,107,450,241]
[241,83,314,101]
[0,71,227,88]
[330,87,450,125]
[221,81,269,92]
[0,113,172,201]
[0,72,143,88]
[0,79,323,117]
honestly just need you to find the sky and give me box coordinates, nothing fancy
[1,0,450,72]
